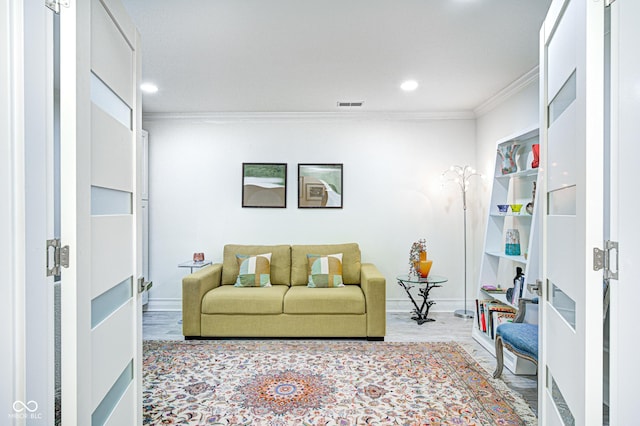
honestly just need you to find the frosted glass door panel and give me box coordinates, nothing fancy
[547,103,577,191]
[91,186,132,215]
[90,73,131,129]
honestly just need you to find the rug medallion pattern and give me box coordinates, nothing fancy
[143,340,536,425]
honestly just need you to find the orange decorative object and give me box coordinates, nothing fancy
[418,251,432,278]
[419,260,433,278]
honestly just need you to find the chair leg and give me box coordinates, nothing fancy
[493,335,504,379]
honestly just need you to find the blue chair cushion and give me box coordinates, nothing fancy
[496,323,538,361]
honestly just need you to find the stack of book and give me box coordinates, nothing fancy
[481,284,507,294]
[475,299,516,339]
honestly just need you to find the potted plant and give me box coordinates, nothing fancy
[409,238,430,277]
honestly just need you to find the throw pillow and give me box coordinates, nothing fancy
[234,253,272,287]
[307,253,344,288]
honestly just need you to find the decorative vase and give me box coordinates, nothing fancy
[531,144,540,168]
[497,143,518,175]
[505,229,521,256]
[515,145,529,171]
[417,251,433,278]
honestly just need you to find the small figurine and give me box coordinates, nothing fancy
[526,182,536,215]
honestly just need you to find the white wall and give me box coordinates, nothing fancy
[143,115,478,312]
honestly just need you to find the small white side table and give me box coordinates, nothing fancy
[178,260,212,273]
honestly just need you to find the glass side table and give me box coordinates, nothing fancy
[396,274,448,325]
[178,260,213,273]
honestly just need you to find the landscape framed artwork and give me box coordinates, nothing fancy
[242,163,287,208]
[298,163,343,208]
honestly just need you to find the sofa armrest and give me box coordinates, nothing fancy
[182,263,222,337]
[361,263,386,338]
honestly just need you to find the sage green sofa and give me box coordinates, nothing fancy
[182,243,386,340]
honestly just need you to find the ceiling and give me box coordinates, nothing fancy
[122,0,551,114]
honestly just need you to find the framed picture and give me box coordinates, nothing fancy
[298,163,343,208]
[242,163,287,208]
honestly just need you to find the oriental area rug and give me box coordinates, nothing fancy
[143,340,536,425]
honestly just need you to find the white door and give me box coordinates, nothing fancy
[60,0,142,424]
[608,0,640,423]
[539,0,604,424]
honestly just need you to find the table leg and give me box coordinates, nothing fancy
[417,284,438,324]
[397,279,425,322]
[398,280,441,324]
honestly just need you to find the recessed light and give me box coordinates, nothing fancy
[140,82,158,94]
[400,80,419,91]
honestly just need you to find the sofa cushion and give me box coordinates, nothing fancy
[222,244,291,285]
[201,285,288,315]
[235,253,272,287]
[307,253,344,288]
[291,243,361,285]
[283,285,365,314]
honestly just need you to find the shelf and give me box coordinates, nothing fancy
[495,168,538,180]
[485,251,527,263]
[490,213,533,218]
[480,289,513,306]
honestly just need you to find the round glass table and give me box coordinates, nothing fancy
[396,274,448,324]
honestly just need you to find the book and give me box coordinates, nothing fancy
[475,299,516,338]
[491,311,517,339]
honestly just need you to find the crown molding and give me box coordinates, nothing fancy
[473,66,540,117]
[142,110,476,123]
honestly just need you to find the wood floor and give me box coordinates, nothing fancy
[143,310,538,416]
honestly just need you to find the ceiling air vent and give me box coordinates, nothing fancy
[337,101,364,108]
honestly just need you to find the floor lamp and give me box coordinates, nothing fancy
[442,165,482,319]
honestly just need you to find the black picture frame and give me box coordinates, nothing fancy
[297,163,343,209]
[242,163,287,208]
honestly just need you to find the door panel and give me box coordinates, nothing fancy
[609,0,640,423]
[91,216,134,298]
[546,1,577,99]
[547,217,577,302]
[540,0,604,424]
[91,0,134,107]
[547,104,577,189]
[92,105,134,191]
[92,300,135,407]
[60,0,141,423]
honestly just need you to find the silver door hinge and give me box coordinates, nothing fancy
[593,240,619,280]
[45,0,69,14]
[46,239,69,277]
[137,277,153,294]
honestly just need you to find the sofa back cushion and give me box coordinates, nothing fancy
[222,244,291,285]
[291,243,361,286]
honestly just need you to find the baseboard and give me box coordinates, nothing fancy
[146,298,182,312]
[147,297,469,314]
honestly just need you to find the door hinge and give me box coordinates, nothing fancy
[45,0,69,14]
[137,277,153,294]
[46,239,69,277]
[593,240,619,281]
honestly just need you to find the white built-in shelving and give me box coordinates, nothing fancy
[472,125,541,375]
